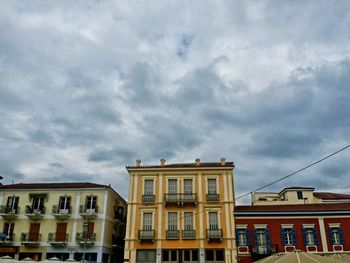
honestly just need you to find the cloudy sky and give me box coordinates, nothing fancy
[1,1,350,203]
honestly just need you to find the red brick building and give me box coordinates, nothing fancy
[234,203,350,262]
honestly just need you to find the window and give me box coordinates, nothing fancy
[208,212,219,229]
[32,196,45,210]
[168,179,178,194]
[168,212,178,231]
[144,180,154,195]
[59,196,71,210]
[86,196,97,210]
[236,228,249,246]
[136,250,156,263]
[302,227,318,246]
[205,250,224,262]
[297,191,303,200]
[207,179,217,194]
[253,227,271,254]
[281,228,296,246]
[184,212,193,230]
[2,223,14,241]
[6,196,19,211]
[142,213,153,230]
[183,179,193,194]
[329,226,343,245]
[183,250,198,262]
[162,250,177,262]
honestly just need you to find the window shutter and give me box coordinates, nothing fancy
[246,229,250,246]
[235,229,239,246]
[281,228,286,245]
[302,228,307,245]
[339,228,344,245]
[291,228,296,246]
[313,228,318,245]
[265,228,271,246]
[253,229,258,248]
[329,227,335,245]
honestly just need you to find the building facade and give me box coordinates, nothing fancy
[251,187,350,206]
[124,159,237,263]
[0,182,127,263]
[235,201,350,262]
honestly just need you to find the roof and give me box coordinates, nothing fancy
[126,161,234,169]
[279,186,315,195]
[0,182,110,190]
[235,203,350,215]
[314,192,350,200]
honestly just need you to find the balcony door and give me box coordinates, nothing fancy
[56,223,67,242]
[3,223,14,240]
[59,196,71,212]
[6,196,19,211]
[29,223,40,242]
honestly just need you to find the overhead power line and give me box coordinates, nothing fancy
[235,144,350,200]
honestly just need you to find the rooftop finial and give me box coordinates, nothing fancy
[136,159,141,167]
[220,158,226,166]
[160,159,165,167]
[195,158,200,166]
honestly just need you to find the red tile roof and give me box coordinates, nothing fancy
[235,203,350,213]
[0,182,109,190]
[313,192,350,200]
[126,162,234,169]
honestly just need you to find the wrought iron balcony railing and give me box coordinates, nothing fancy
[79,205,99,214]
[206,194,220,202]
[0,233,15,243]
[182,230,196,240]
[138,230,155,242]
[142,195,155,204]
[206,229,223,241]
[48,232,69,245]
[166,230,180,240]
[25,205,45,215]
[75,232,96,245]
[52,205,72,215]
[0,205,20,214]
[21,232,41,245]
[164,193,197,206]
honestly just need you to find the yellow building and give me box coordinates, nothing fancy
[0,182,127,263]
[124,158,237,263]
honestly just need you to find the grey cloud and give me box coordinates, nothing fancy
[88,148,137,163]
[35,172,99,183]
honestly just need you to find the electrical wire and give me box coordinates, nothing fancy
[126,144,350,240]
[235,144,350,200]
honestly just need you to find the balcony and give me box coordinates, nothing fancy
[138,230,155,242]
[52,205,72,220]
[142,195,155,204]
[206,229,222,242]
[164,193,197,206]
[25,206,45,219]
[251,244,278,261]
[76,233,96,246]
[206,194,220,202]
[182,230,196,240]
[166,230,180,240]
[48,232,69,247]
[79,205,98,219]
[21,233,41,246]
[0,233,15,245]
[0,205,20,219]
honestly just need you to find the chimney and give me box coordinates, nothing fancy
[195,158,200,167]
[160,159,165,167]
[220,158,226,166]
[136,159,141,167]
